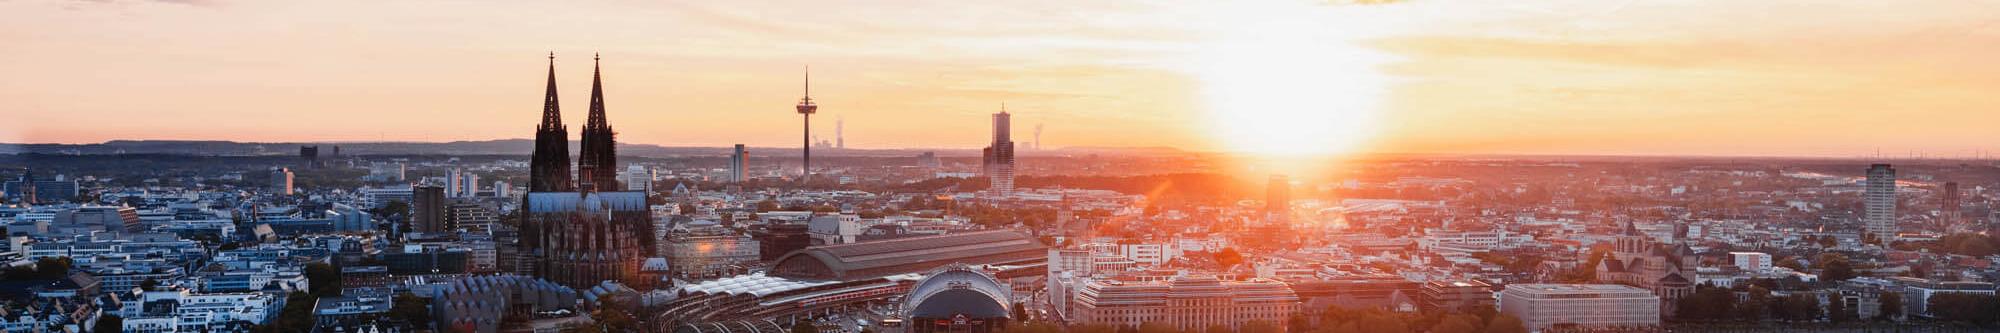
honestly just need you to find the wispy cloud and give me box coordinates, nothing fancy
[7,0,2000,155]
[68,0,218,7]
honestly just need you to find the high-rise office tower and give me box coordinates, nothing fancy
[461,172,480,198]
[576,54,620,191]
[836,116,845,149]
[795,69,818,178]
[1266,174,1290,222]
[623,165,651,192]
[983,107,1016,197]
[300,146,320,168]
[530,53,573,193]
[1864,164,1897,241]
[367,162,407,182]
[1941,182,1960,226]
[446,168,464,198]
[271,167,294,196]
[413,185,447,234]
[730,144,750,182]
[444,202,498,235]
[917,152,941,169]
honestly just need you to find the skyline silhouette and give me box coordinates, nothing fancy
[6,1,2000,158]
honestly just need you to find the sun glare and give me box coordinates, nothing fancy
[1194,2,1396,158]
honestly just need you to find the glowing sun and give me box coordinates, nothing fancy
[1194,2,1396,157]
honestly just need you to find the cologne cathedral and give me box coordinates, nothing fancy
[523,53,654,289]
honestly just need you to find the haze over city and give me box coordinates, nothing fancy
[8,0,2000,157]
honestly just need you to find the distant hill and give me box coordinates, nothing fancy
[1053,146,1189,155]
[0,139,1038,158]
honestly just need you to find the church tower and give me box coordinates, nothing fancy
[15,169,36,205]
[577,53,620,191]
[519,53,654,290]
[529,53,574,193]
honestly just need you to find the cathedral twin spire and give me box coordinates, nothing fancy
[540,53,564,131]
[578,53,619,191]
[530,52,619,193]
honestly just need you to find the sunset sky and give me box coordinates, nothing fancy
[5,0,2000,157]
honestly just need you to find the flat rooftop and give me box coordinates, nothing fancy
[1505,283,1651,295]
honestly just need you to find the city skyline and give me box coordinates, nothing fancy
[8,1,2000,158]
[9,2,2000,332]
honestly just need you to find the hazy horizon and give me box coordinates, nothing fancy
[10,137,1994,161]
[7,0,2000,158]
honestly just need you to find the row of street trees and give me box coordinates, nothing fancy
[1678,283,2000,327]
[997,307,1526,333]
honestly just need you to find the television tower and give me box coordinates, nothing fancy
[796,67,818,179]
[836,115,845,149]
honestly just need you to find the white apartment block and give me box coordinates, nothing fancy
[1499,284,1660,332]
[1730,252,1772,272]
[1073,276,1300,332]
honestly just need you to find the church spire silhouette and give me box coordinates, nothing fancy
[530,52,573,192]
[577,52,619,190]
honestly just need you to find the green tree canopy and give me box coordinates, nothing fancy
[1481,314,1527,333]
[1828,293,1857,323]
[1240,321,1280,333]
[94,314,123,333]
[4,257,74,281]
[251,291,316,333]
[1070,323,1119,333]
[1877,291,1905,321]
[1814,253,1857,282]
[1927,293,2000,326]
[1214,248,1245,268]
[1137,322,1180,333]
[389,292,433,330]
[304,262,340,297]
[1432,315,1481,333]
